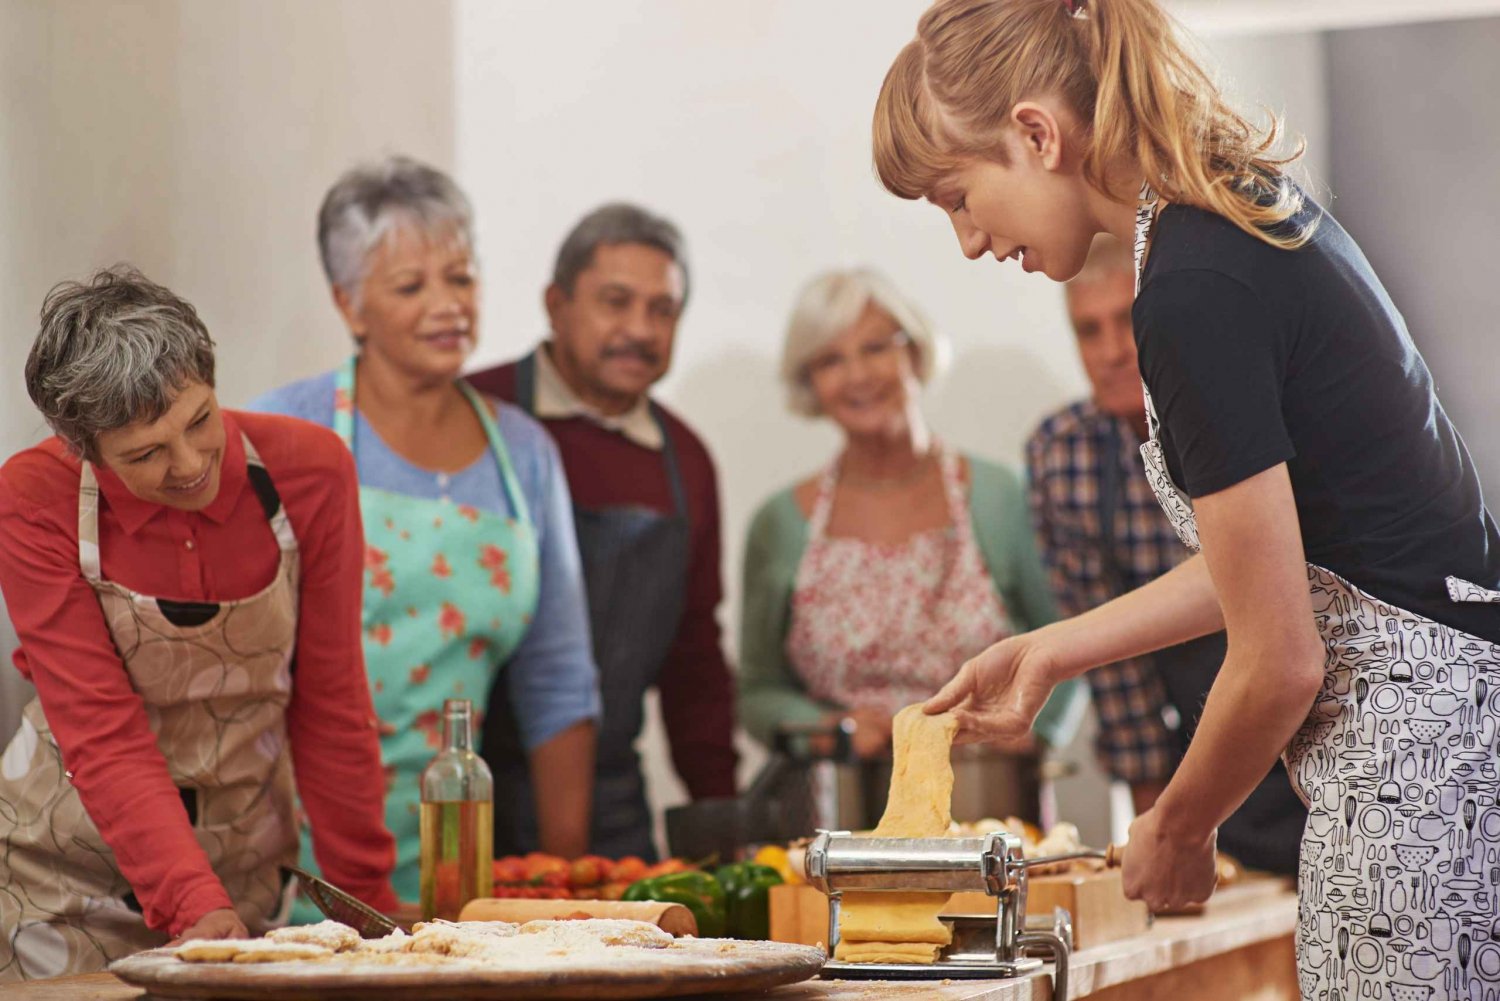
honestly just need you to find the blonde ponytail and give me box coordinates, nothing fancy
[874,0,1314,250]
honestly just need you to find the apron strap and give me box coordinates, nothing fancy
[77,431,292,578]
[457,378,533,528]
[333,355,358,447]
[1096,417,1129,596]
[1446,575,1500,604]
[515,350,538,414]
[517,348,687,519]
[649,403,688,519]
[1133,183,1166,442]
[78,462,104,581]
[805,460,840,541]
[241,434,297,554]
[933,444,979,551]
[336,354,533,528]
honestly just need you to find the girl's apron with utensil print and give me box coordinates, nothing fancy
[1133,191,1500,1000]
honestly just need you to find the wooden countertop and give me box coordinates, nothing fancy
[7,880,1296,1001]
[754,878,1298,1001]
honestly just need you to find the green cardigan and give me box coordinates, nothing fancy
[737,454,1086,749]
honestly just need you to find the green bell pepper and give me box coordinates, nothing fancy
[622,870,727,938]
[713,862,783,940]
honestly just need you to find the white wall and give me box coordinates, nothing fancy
[455,0,1332,849]
[0,0,1407,854]
[0,0,456,740]
[1325,17,1500,509]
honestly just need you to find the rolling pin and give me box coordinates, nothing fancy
[457,898,698,937]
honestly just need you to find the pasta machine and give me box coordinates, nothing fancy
[806,829,1117,999]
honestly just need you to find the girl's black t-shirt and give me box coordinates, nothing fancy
[1134,189,1500,643]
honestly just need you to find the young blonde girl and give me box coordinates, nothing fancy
[875,2,1500,997]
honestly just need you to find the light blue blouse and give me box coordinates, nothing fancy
[249,371,600,751]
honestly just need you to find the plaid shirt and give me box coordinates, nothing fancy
[1025,399,1185,784]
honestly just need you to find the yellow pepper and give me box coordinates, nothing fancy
[753,844,801,885]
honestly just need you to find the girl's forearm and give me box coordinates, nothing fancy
[1038,553,1224,682]
[1154,642,1322,841]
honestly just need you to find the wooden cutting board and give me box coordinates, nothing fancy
[109,939,826,1000]
[947,868,1151,949]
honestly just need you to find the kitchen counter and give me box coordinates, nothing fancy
[9,880,1298,1001]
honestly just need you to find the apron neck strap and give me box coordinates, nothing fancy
[78,432,287,578]
[1132,181,1160,296]
[517,348,688,519]
[337,354,533,527]
[515,350,538,414]
[457,378,532,526]
[1095,415,1129,596]
[333,355,358,446]
[809,442,950,542]
[650,402,688,518]
[78,461,104,581]
[1132,183,1166,441]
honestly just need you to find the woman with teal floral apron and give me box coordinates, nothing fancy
[288,358,539,910]
[255,157,600,910]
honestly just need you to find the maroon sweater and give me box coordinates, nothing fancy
[468,360,738,799]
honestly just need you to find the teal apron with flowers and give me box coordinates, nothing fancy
[292,357,539,914]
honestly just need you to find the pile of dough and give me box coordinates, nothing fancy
[517,919,673,949]
[172,916,680,968]
[175,939,333,963]
[833,705,958,964]
[266,920,362,953]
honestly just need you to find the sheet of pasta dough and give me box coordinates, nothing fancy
[832,704,958,963]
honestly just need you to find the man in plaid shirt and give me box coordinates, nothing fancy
[1025,237,1303,873]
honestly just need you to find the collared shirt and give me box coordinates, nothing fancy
[1025,399,1182,785]
[0,411,397,934]
[531,341,664,451]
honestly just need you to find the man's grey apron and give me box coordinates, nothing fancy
[1098,417,1305,875]
[1133,188,1500,999]
[482,351,691,860]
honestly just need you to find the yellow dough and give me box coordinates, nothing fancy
[835,941,944,963]
[836,892,956,944]
[833,705,958,964]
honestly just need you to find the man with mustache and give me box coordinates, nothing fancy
[1026,235,1304,875]
[468,203,736,858]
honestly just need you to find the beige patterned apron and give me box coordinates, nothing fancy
[0,434,300,981]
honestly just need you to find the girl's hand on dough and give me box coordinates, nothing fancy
[924,634,1060,746]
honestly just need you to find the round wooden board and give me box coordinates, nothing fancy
[109,939,827,1000]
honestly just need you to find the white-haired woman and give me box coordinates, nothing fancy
[0,269,396,980]
[251,156,598,910]
[738,269,1084,769]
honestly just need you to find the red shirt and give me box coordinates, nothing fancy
[468,361,738,799]
[0,410,397,935]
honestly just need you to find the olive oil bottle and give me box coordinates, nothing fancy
[419,699,493,920]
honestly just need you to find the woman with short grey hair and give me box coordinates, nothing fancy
[252,155,600,913]
[316,155,474,309]
[0,267,396,979]
[738,268,1084,803]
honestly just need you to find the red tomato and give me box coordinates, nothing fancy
[607,856,648,884]
[537,868,570,889]
[525,854,570,883]
[493,856,528,885]
[568,856,609,889]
